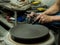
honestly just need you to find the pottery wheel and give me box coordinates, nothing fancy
[10,24,50,44]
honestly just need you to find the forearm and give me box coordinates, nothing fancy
[42,3,59,15]
[52,16,60,21]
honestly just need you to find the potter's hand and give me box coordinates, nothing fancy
[34,14,53,24]
[27,12,36,18]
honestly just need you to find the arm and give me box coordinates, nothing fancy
[52,16,60,21]
[34,0,60,23]
[42,0,59,15]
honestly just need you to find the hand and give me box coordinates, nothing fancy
[34,14,53,24]
[27,12,36,18]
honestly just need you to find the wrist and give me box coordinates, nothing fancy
[42,12,49,15]
[51,16,60,21]
[50,16,55,21]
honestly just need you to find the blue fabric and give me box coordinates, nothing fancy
[17,16,25,22]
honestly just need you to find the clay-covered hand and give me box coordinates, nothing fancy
[34,14,54,24]
[27,12,36,18]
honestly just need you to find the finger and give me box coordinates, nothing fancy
[41,19,45,24]
[39,16,43,23]
[34,15,40,22]
[30,12,35,16]
[27,14,30,18]
[39,15,44,22]
[38,15,43,23]
[27,12,35,18]
[39,19,41,23]
[39,16,45,24]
